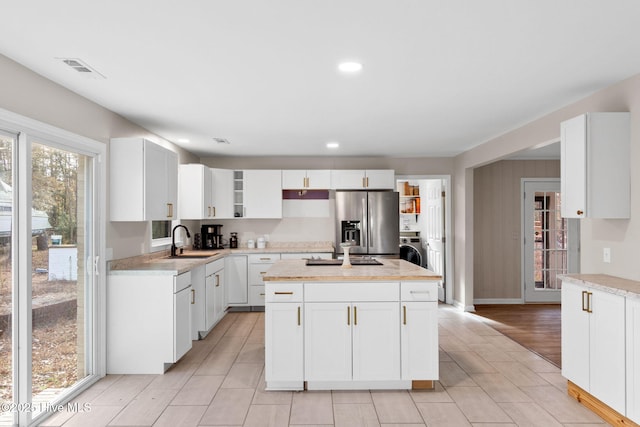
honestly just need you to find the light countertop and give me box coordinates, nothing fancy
[108,243,334,275]
[559,274,640,300]
[263,259,442,282]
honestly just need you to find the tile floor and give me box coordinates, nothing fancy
[41,305,607,427]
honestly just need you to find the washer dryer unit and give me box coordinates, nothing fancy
[399,236,424,267]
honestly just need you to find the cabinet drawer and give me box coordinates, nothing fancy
[174,272,191,293]
[248,253,281,263]
[401,282,438,301]
[249,263,273,285]
[205,258,224,276]
[266,283,303,302]
[304,282,399,302]
[249,285,266,306]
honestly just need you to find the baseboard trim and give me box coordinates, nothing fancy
[452,300,476,312]
[567,380,639,427]
[474,298,524,305]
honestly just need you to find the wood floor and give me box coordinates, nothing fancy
[37,304,604,427]
[473,304,561,368]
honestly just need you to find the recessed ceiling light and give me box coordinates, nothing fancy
[338,61,363,73]
[326,142,340,149]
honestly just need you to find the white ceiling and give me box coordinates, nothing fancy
[1,1,640,158]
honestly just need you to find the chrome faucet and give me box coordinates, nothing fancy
[171,224,191,257]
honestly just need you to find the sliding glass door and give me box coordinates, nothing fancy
[0,114,105,426]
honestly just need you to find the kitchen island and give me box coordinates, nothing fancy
[262,258,442,391]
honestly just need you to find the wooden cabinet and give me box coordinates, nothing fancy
[560,112,630,218]
[265,283,304,390]
[331,169,395,190]
[627,298,640,423]
[107,271,192,374]
[282,170,331,189]
[400,282,439,380]
[561,280,626,414]
[179,164,213,220]
[241,170,282,218]
[225,255,248,305]
[248,253,280,306]
[211,168,234,219]
[110,138,178,221]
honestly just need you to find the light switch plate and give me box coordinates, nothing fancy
[603,247,611,263]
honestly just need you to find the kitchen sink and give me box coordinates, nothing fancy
[164,253,218,259]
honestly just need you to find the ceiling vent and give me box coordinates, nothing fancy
[213,138,230,144]
[58,58,106,79]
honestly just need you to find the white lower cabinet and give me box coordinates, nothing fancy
[400,282,439,380]
[627,298,640,423]
[265,281,439,390]
[265,283,304,390]
[226,255,248,305]
[561,281,626,415]
[107,272,192,374]
[191,258,226,340]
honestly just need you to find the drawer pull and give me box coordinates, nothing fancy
[259,257,271,261]
[260,271,267,275]
[410,291,430,294]
[274,291,294,295]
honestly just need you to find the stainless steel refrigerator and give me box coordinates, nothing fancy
[335,190,399,257]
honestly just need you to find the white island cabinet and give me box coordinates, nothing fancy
[107,271,192,374]
[627,297,640,422]
[263,259,441,391]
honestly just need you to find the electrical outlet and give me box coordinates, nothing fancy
[603,247,611,263]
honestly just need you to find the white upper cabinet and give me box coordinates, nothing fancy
[331,170,395,190]
[243,170,283,218]
[179,164,212,220]
[282,170,331,189]
[211,168,234,219]
[110,138,178,221]
[561,112,630,218]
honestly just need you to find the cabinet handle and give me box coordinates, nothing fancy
[347,306,350,325]
[403,305,407,325]
[260,271,267,275]
[259,257,271,261]
[215,274,220,287]
[362,177,366,188]
[581,291,588,312]
[410,290,430,294]
[167,203,173,218]
[366,177,369,188]
[191,289,195,304]
[259,293,265,296]
[577,210,584,216]
[297,306,301,326]
[212,206,216,217]
[354,306,357,325]
[586,292,593,313]
[274,291,293,295]
[208,206,211,216]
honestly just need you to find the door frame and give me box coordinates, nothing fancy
[396,175,452,305]
[0,107,107,426]
[520,178,580,303]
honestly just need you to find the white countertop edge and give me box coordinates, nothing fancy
[559,274,640,300]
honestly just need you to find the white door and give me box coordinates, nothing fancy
[424,179,446,302]
[627,298,640,422]
[523,179,578,303]
[401,301,438,380]
[225,256,248,305]
[205,271,216,330]
[351,302,400,381]
[213,268,225,323]
[304,302,352,381]
[265,303,303,384]
[561,281,590,388]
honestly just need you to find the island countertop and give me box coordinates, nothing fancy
[262,258,442,282]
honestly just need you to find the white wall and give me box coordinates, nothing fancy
[453,72,640,310]
[0,54,199,260]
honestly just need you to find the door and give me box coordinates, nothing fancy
[561,114,587,218]
[367,191,399,255]
[424,179,446,301]
[243,170,282,218]
[401,301,438,380]
[351,302,400,380]
[304,302,352,381]
[265,303,303,384]
[205,271,216,330]
[561,281,590,388]
[0,120,105,426]
[523,179,578,303]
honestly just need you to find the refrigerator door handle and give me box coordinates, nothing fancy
[361,197,368,249]
[369,202,374,251]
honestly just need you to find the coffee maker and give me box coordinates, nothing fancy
[201,224,223,249]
